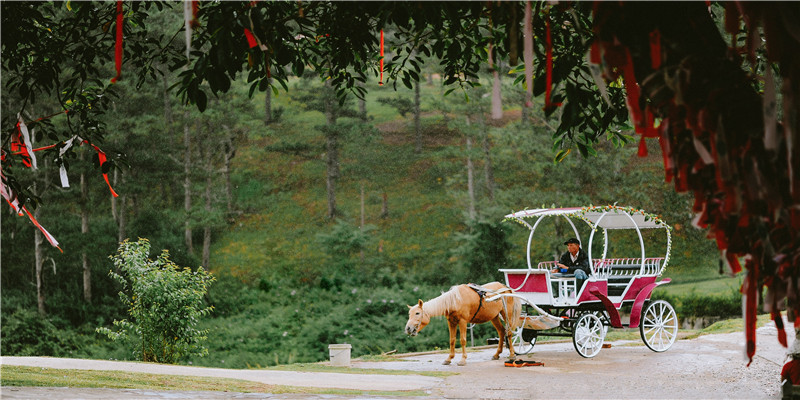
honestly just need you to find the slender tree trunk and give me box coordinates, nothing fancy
[264,79,273,124]
[183,11,194,254]
[223,135,235,214]
[360,185,366,228]
[111,169,128,243]
[34,225,45,316]
[358,82,367,121]
[488,43,503,120]
[466,129,476,220]
[479,114,496,201]
[414,82,422,154]
[184,111,193,253]
[324,81,339,219]
[80,162,91,303]
[163,73,173,128]
[32,157,47,315]
[380,193,389,219]
[521,97,530,122]
[202,171,212,268]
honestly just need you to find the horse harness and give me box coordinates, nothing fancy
[466,283,490,323]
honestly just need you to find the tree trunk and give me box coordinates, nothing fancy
[488,42,503,120]
[80,162,91,303]
[223,135,235,214]
[479,113,496,202]
[34,224,45,316]
[202,171,212,268]
[116,175,127,243]
[163,73,173,128]
[32,158,47,315]
[414,81,422,154]
[358,82,367,121]
[264,79,273,124]
[521,97,530,123]
[183,111,193,254]
[324,81,339,219]
[380,192,389,219]
[360,185,366,228]
[466,130,476,220]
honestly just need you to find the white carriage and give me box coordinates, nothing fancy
[495,205,679,358]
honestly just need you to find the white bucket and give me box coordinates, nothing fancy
[328,343,352,367]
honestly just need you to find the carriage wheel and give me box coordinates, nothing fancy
[512,327,537,355]
[573,313,605,358]
[640,299,678,352]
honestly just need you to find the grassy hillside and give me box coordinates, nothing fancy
[160,77,743,369]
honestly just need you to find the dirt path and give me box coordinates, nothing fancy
[1,321,788,399]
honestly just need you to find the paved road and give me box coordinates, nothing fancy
[0,320,790,399]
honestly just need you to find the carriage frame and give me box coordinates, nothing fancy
[493,205,678,358]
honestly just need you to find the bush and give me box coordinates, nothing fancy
[1,308,78,356]
[652,289,742,318]
[96,238,216,364]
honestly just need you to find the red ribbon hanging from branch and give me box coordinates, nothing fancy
[83,140,119,198]
[111,1,123,83]
[379,29,384,86]
[244,28,258,48]
[543,16,561,113]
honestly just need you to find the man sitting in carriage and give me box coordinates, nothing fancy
[551,238,590,291]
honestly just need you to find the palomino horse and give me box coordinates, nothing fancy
[405,282,521,366]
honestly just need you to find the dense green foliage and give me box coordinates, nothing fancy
[96,239,215,363]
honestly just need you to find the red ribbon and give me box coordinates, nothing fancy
[742,258,758,366]
[190,0,199,28]
[10,123,32,167]
[543,18,561,113]
[83,140,119,198]
[22,206,62,252]
[244,28,258,48]
[649,30,661,69]
[379,29,384,86]
[111,1,123,83]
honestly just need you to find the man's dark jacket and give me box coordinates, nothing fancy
[559,249,590,275]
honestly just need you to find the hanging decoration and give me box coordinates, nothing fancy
[543,13,561,113]
[588,1,800,366]
[379,29,384,86]
[111,1,123,83]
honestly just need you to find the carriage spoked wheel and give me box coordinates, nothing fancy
[512,327,537,355]
[572,313,605,358]
[640,299,678,352]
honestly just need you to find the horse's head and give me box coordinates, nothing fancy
[405,299,430,336]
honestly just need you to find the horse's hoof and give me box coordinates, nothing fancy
[491,355,499,360]
[442,360,451,365]
[457,360,467,366]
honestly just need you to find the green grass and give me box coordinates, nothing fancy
[0,364,441,397]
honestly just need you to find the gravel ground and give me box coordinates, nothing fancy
[0,320,789,399]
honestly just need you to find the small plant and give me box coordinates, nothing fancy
[97,238,216,364]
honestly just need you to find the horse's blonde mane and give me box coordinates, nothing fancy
[421,285,462,317]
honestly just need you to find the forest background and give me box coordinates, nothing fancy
[1,2,745,368]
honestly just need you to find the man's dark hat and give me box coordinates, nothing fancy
[564,238,580,245]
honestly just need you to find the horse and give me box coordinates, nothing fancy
[405,281,521,366]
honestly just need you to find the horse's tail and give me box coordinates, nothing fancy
[505,288,522,331]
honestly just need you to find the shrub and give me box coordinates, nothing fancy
[1,308,77,356]
[96,238,216,364]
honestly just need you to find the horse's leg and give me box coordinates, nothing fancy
[492,316,514,360]
[443,319,456,365]
[457,319,468,366]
